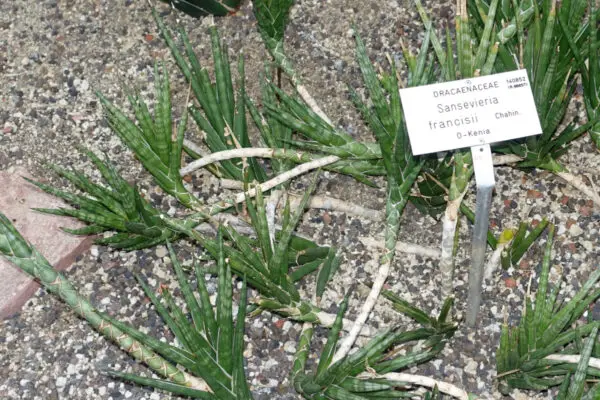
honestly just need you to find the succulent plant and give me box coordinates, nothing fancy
[496,224,600,397]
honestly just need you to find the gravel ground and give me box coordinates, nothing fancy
[1,0,599,399]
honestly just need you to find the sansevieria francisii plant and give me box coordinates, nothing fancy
[3,0,600,398]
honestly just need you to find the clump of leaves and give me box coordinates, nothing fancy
[27,148,340,326]
[0,208,256,398]
[259,82,385,185]
[105,238,252,399]
[496,223,600,395]
[566,3,600,149]
[98,64,203,209]
[500,218,549,269]
[253,0,294,51]
[267,24,433,267]
[472,0,596,172]
[292,295,461,399]
[382,292,457,336]
[165,175,345,325]
[251,0,328,126]
[0,200,462,399]
[155,10,381,186]
[0,214,212,396]
[26,148,187,251]
[155,12,268,184]
[24,32,340,329]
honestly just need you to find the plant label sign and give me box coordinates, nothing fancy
[400,69,542,326]
[399,69,542,155]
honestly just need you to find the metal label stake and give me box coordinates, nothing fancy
[466,144,495,326]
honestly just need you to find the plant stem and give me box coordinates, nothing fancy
[288,195,382,220]
[484,239,511,280]
[358,236,440,258]
[183,139,210,158]
[207,155,339,214]
[291,321,314,387]
[545,354,600,369]
[295,84,332,125]
[331,203,399,363]
[266,189,282,249]
[492,154,524,165]
[332,252,386,362]
[194,213,255,236]
[185,145,383,220]
[267,39,332,125]
[180,147,317,176]
[555,171,600,207]
[331,147,421,362]
[219,178,244,190]
[363,372,469,399]
[440,189,468,298]
[221,177,384,220]
[429,151,472,300]
[330,259,390,365]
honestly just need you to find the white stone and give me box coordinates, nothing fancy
[569,224,584,237]
[252,319,264,329]
[282,321,292,333]
[263,358,279,370]
[464,359,478,375]
[512,390,531,400]
[56,376,67,388]
[283,340,297,354]
[155,246,167,258]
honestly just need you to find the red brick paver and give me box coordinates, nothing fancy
[0,168,93,318]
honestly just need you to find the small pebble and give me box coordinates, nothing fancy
[56,377,67,388]
[155,246,167,258]
[569,224,584,237]
[464,360,478,375]
[283,340,297,354]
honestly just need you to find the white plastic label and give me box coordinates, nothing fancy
[471,144,495,187]
[400,69,542,155]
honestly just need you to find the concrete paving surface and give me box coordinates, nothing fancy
[0,167,92,317]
